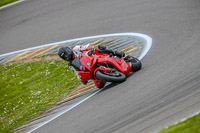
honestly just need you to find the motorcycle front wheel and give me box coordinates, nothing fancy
[125,56,142,72]
[95,70,126,83]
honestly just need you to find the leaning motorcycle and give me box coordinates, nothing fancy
[71,48,142,88]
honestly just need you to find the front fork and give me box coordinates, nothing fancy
[93,66,110,88]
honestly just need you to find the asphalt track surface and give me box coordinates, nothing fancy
[1,0,200,133]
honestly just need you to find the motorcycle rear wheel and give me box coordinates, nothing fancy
[95,70,126,83]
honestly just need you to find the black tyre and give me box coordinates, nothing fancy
[125,56,142,72]
[95,70,126,83]
[131,57,142,72]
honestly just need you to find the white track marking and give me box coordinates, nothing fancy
[162,111,200,130]
[0,33,152,58]
[137,34,152,60]
[0,0,25,10]
[26,89,102,133]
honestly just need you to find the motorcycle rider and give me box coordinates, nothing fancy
[58,43,125,88]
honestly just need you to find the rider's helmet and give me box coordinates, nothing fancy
[58,46,74,61]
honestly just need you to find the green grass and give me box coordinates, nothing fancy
[158,113,200,133]
[0,0,18,7]
[0,60,79,133]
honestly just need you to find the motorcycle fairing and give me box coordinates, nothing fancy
[78,56,95,81]
[97,56,132,75]
[77,54,132,81]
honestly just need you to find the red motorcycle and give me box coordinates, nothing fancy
[72,50,142,88]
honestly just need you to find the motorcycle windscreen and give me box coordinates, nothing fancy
[80,56,93,70]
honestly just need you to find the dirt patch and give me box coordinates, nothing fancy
[4,55,62,65]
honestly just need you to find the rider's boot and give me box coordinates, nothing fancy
[98,44,126,58]
[114,51,125,58]
[97,45,114,55]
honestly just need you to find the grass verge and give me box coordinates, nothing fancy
[0,0,18,7]
[158,113,200,133]
[0,59,79,133]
